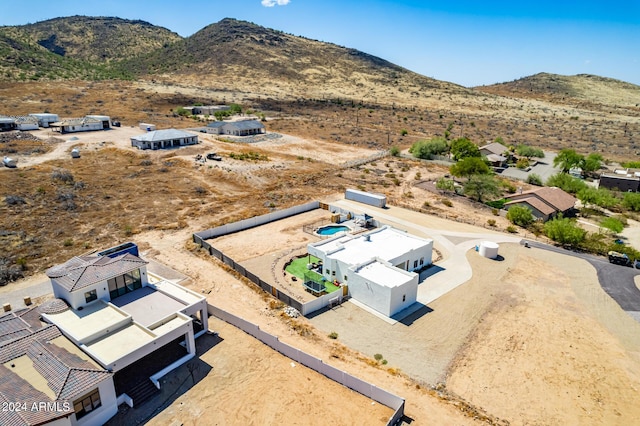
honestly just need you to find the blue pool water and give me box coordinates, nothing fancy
[317,225,350,236]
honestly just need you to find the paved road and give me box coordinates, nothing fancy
[524,240,640,321]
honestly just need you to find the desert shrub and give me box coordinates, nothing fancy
[516,158,530,169]
[5,195,25,205]
[63,238,74,247]
[400,129,408,136]
[51,168,74,184]
[390,146,400,156]
[527,173,543,186]
[441,198,453,207]
[506,205,534,227]
[544,216,586,247]
[486,199,506,209]
[374,353,384,361]
[600,217,624,233]
[487,219,496,227]
[409,137,448,159]
[140,159,153,166]
[506,225,518,233]
[328,332,338,339]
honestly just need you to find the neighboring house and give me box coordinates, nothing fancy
[14,115,40,131]
[130,129,198,150]
[479,142,509,167]
[30,113,60,128]
[504,186,577,221]
[307,225,433,317]
[0,310,117,426]
[207,120,265,136]
[599,169,640,192]
[186,105,229,115]
[50,116,110,134]
[0,116,17,131]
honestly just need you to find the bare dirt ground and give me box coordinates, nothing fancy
[3,80,640,424]
[107,318,394,426]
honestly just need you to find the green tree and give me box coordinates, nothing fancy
[553,149,584,173]
[506,205,535,227]
[436,177,455,193]
[544,215,587,247]
[515,145,545,159]
[545,173,588,194]
[463,174,501,203]
[409,137,448,159]
[229,103,242,114]
[577,187,618,209]
[600,217,624,234]
[389,146,400,156]
[582,153,603,174]
[450,157,490,179]
[527,173,543,186]
[450,137,480,161]
[622,192,640,211]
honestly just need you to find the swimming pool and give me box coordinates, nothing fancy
[316,225,350,236]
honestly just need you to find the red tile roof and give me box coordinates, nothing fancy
[0,324,112,425]
[504,187,576,215]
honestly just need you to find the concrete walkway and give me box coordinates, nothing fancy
[331,199,521,306]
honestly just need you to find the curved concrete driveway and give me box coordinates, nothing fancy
[526,240,640,322]
[331,199,522,305]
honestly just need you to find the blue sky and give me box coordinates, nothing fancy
[1,0,638,87]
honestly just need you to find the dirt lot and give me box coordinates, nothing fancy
[107,318,394,426]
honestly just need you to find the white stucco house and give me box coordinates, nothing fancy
[130,128,199,150]
[50,116,111,134]
[307,226,432,317]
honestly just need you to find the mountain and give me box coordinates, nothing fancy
[476,72,640,109]
[9,16,181,62]
[121,18,469,101]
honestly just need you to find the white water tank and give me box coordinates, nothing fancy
[478,241,499,259]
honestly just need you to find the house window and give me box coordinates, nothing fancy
[402,294,406,302]
[84,290,97,304]
[419,257,424,266]
[73,388,101,420]
[332,271,336,276]
[413,260,418,268]
[344,275,348,281]
[325,269,330,275]
[108,269,142,300]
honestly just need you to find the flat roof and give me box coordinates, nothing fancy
[153,281,203,306]
[84,323,155,365]
[44,300,129,343]
[111,286,188,327]
[329,227,432,266]
[354,261,414,288]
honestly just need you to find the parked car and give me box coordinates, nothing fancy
[206,153,222,161]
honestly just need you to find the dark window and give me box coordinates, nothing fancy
[84,290,97,304]
[109,269,142,300]
[419,257,424,265]
[413,260,418,268]
[73,389,101,420]
[402,294,406,302]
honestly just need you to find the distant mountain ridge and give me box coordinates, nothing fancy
[0,16,637,107]
[476,72,640,108]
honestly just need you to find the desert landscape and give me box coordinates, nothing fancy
[1,15,640,426]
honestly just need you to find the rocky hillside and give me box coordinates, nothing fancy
[476,72,640,110]
[121,18,471,101]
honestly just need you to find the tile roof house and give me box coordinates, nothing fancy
[504,186,577,221]
[0,318,117,426]
[130,128,198,150]
[479,142,509,167]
